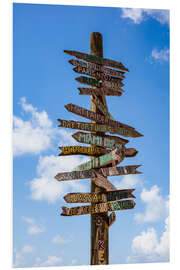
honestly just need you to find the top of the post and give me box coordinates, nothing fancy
[90,32,103,58]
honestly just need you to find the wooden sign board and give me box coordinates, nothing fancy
[61,199,135,216]
[73,66,124,84]
[76,76,124,91]
[63,189,135,203]
[54,165,142,181]
[72,148,124,171]
[57,119,141,137]
[69,59,125,79]
[59,145,106,156]
[65,103,140,133]
[78,87,122,97]
[72,132,128,149]
[64,49,129,72]
[92,94,114,120]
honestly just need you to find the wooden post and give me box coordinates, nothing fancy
[90,32,109,265]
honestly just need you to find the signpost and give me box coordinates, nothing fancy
[72,148,124,171]
[69,59,125,79]
[54,32,143,265]
[61,199,136,216]
[59,145,106,156]
[75,76,124,92]
[72,131,128,148]
[65,103,140,132]
[74,66,124,84]
[57,118,142,137]
[63,189,135,203]
[78,87,123,97]
[64,49,129,71]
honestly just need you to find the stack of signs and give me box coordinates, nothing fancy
[55,49,143,218]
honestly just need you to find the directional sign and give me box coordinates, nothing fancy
[76,76,124,91]
[61,199,135,216]
[65,103,137,132]
[72,148,124,171]
[92,94,114,120]
[54,165,142,181]
[78,87,122,97]
[63,189,135,203]
[72,132,129,148]
[73,66,124,84]
[69,59,125,79]
[59,145,106,156]
[64,50,129,72]
[57,119,142,137]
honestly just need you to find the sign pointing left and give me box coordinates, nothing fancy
[61,199,135,216]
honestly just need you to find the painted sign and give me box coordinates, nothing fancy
[64,49,129,71]
[76,76,124,91]
[59,145,106,156]
[61,199,136,216]
[63,189,135,203]
[78,87,122,97]
[92,94,114,120]
[69,59,125,79]
[73,66,124,84]
[72,148,123,171]
[72,131,129,148]
[54,165,142,182]
[57,119,141,137]
[65,103,138,132]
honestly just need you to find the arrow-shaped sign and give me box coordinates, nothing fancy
[76,76,124,91]
[57,119,142,137]
[72,132,128,148]
[65,103,137,132]
[64,50,129,72]
[61,199,135,216]
[63,189,135,203]
[58,145,106,156]
[72,148,124,171]
[54,165,142,181]
[73,66,124,85]
[78,87,122,97]
[69,59,125,79]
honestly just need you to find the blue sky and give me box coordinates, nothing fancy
[13,3,169,267]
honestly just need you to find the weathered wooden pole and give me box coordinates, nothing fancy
[90,32,109,265]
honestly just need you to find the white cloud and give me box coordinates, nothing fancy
[114,174,142,190]
[121,8,169,25]
[52,234,72,245]
[41,256,62,266]
[151,48,169,62]
[13,245,35,267]
[127,216,169,263]
[145,9,169,25]
[134,185,169,223]
[23,216,45,235]
[13,97,54,156]
[29,154,89,203]
[21,245,34,253]
[13,97,75,156]
[121,8,144,24]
